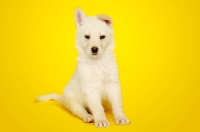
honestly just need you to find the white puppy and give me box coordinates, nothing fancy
[37,8,130,128]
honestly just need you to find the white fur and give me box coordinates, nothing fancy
[37,8,130,128]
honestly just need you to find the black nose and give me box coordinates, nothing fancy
[91,47,98,54]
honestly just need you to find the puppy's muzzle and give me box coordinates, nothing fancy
[91,47,98,55]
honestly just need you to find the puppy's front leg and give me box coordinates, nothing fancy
[106,82,130,125]
[85,88,110,128]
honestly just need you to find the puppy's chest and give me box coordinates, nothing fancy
[89,64,108,80]
[89,64,112,100]
[80,60,114,85]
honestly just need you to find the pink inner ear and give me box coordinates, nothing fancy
[77,13,82,24]
[104,20,111,25]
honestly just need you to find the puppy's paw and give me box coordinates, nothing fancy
[83,114,94,123]
[115,117,130,125]
[95,120,110,128]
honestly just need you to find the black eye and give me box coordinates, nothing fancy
[85,35,90,39]
[100,35,105,39]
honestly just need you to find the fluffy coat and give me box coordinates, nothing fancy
[37,8,130,128]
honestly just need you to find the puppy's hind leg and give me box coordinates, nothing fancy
[64,101,93,123]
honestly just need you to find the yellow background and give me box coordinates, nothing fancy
[0,0,200,131]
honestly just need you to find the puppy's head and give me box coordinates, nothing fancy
[75,8,114,58]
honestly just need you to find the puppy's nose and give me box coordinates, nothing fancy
[91,47,98,54]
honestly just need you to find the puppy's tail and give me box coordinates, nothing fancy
[36,93,63,103]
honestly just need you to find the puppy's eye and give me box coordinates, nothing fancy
[85,35,90,39]
[100,35,105,39]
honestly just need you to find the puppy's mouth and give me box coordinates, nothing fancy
[92,53,98,55]
[90,53,99,57]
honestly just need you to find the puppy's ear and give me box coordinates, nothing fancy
[97,15,112,27]
[75,8,86,27]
